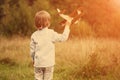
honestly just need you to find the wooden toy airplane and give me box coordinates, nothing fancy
[57,7,83,26]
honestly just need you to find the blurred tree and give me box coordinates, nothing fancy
[0,0,120,38]
[50,0,83,12]
[0,7,5,21]
[0,0,5,5]
[0,0,34,36]
[0,0,6,21]
[27,0,36,6]
[82,0,114,25]
[81,0,120,38]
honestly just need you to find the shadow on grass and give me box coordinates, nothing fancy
[0,57,18,66]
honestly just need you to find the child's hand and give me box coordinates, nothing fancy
[65,21,71,27]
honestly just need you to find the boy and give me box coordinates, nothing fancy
[30,10,72,80]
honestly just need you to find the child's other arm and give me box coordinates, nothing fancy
[30,37,36,62]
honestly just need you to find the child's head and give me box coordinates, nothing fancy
[35,10,51,30]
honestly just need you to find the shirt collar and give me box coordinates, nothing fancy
[38,27,48,31]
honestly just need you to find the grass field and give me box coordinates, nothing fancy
[0,37,120,80]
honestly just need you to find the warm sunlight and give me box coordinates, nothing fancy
[110,0,120,11]
[1,0,120,80]
[113,0,120,6]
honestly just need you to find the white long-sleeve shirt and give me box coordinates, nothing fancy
[30,26,70,67]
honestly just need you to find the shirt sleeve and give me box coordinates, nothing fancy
[52,25,70,42]
[30,36,36,61]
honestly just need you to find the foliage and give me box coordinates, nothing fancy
[0,0,34,36]
[0,0,120,38]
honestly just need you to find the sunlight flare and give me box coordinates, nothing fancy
[110,0,120,11]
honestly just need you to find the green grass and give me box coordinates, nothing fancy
[0,37,120,80]
[0,64,34,80]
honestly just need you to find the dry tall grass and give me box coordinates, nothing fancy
[0,37,120,80]
[55,38,120,80]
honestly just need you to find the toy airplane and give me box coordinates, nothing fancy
[57,7,83,26]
